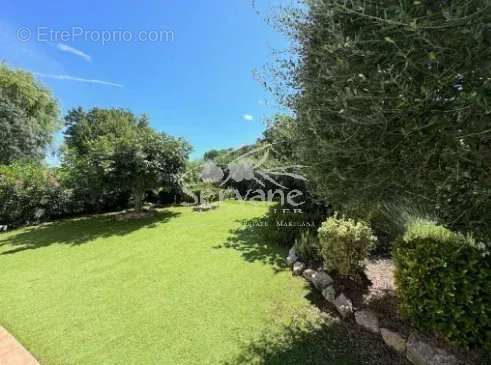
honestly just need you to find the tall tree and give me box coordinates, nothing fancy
[0,64,60,164]
[109,126,190,211]
[64,108,149,155]
[62,107,190,212]
[277,0,491,240]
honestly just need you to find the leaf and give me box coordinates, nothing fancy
[384,37,396,45]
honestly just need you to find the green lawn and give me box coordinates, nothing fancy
[0,201,405,365]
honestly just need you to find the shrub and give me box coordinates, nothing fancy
[261,199,329,247]
[0,163,72,226]
[294,230,320,263]
[58,151,131,214]
[366,207,401,254]
[262,207,315,247]
[363,203,428,256]
[394,220,491,349]
[317,215,376,278]
[342,202,405,256]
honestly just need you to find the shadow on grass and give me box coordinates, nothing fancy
[223,318,409,365]
[0,210,180,255]
[214,217,288,270]
[216,217,409,364]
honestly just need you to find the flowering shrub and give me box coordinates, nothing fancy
[0,163,72,226]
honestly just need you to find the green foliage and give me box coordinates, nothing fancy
[0,105,191,225]
[261,115,298,163]
[365,207,399,255]
[355,202,427,255]
[0,163,71,226]
[0,64,60,164]
[394,220,491,350]
[62,107,191,212]
[294,230,320,262]
[277,0,491,243]
[317,215,376,278]
[251,207,305,247]
[113,129,191,211]
[260,199,329,247]
[64,107,148,156]
[203,148,233,162]
[59,146,129,214]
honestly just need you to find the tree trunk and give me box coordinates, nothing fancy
[133,189,145,212]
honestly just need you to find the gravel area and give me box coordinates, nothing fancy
[364,258,396,302]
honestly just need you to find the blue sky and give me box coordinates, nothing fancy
[0,0,290,162]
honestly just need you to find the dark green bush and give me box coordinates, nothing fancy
[261,199,329,247]
[394,220,491,350]
[260,207,312,247]
[366,207,401,255]
[294,230,320,263]
[342,203,406,256]
[363,203,427,256]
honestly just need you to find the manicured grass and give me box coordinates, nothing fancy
[0,201,405,365]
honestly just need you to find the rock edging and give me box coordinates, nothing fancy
[286,247,460,365]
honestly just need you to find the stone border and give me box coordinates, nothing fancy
[0,326,40,365]
[286,248,460,365]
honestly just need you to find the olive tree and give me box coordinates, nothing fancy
[276,0,491,241]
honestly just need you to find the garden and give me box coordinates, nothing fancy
[0,201,410,365]
[1,1,490,364]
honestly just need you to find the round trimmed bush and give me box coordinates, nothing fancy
[317,215,376,278]
[394,220,491,349]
